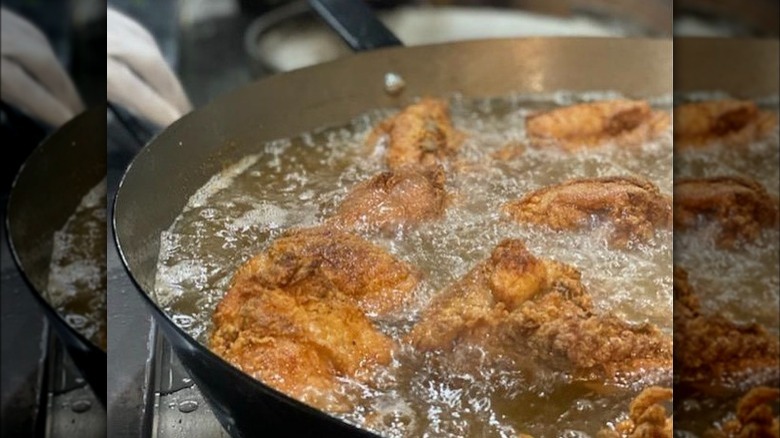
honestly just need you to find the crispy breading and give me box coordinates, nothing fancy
[525,100,669,151]
[210,226,421,411]
[367,98,462,170]
[674,100,778,148]
[600,387,673,438]
[503,176,672,248]
[673,267,780,384]
[407,239,671,380]
[231,226,420,316]
[330,165,447,234]
[674,177,779,248]
[710,387,780,438]
[210,286,394,411]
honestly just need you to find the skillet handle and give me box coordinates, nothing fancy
[308,0,403,51]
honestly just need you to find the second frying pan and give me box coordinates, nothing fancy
[5,106,108,405]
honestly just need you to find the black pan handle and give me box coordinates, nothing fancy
[308,0,403,52]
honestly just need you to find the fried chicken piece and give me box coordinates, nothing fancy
[503,176,672,248]
[710,387,780,438]
[525,100,669,151]
[407,239,591,351]
[600,387,673,438]
[232,226,420,316]
[211,286,394,411]
[674,267,780,384]
[210,226,418,410]
[407,239,672,380]
[674,100,778,149]
[330,165,447,234]
[674,177,779,248]
[367,98,462,170]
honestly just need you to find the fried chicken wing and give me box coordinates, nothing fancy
[525,100,669,151]
[674,177,779,248]
[503,176,673,248]
[367,98,462,170]
[599,387,673,438]
[330,165,447,234]
[210,226,419,410]
[674,100,778,149]
[407,239,672,380]
[674,267,780,384]
[710,387,780,438]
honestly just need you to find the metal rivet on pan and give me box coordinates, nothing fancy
[178,400,199,413]
[71,400,92,413]
[384,72,406,96]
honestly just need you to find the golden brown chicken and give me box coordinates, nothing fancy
[503,176,673,248]
[367,98,462,170]
[599,387,673,438]
[674,267,780,384]
[674,177,779,248]
[709,387,780,438]
[407,239,672,380]
[330,165,447,234]
[525,100,669,151]
[211,226,420,410]
[211,285,394,411]
[674,100,778,149]
[230,226,420,316]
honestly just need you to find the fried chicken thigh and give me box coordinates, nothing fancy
[407,239,672,380]
[503,176,672,248]
[330,165,447,234]
[367,98,462,170]
[674,177,779,248]
[599,387,673,438]
[231,226,420,316]
[211,226,420,410]
[211,286,394,410]
[673,267,780,384]
[525,100,669,151]
[674,100,778,148]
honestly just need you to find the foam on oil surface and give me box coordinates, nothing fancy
[155,94,672,437]
[673,97,780,437]
[47,178,107,348]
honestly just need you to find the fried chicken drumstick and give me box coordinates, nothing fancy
[337,98,462,234]
[526,100,669,151]
[211,226,420,410]
[674,100,778,149]
[407,239,672,380]
[674,177,779,248]
[367,98,462,170]
[503,176,672,248]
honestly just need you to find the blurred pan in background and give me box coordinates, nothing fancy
[6,106,107,405]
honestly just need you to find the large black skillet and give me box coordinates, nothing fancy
[113,1,671,436]
[5,105,107,405]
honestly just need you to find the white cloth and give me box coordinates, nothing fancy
[1,7,84,127]
[107,7,192,127]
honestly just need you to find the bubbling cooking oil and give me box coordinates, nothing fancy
[673,98,780,437]
[47,178,107,349]
[155,94,673,437]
